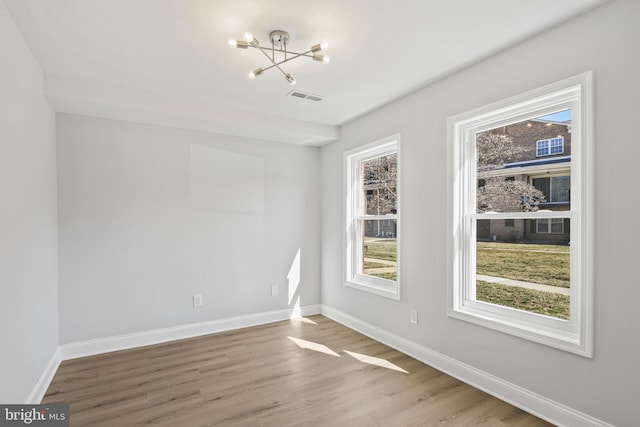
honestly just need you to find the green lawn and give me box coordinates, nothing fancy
[476,242,570,288]
[364,237,397,262]
[363,237,397,280]
[371,271,397,281]
[363,260,390,269]
[476,242,570,319]
[477,281,570,320]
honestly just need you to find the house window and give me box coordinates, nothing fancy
[532,176,571,203]
[536,218,564,234]
[447,72,594,356]
[536,137,564,157]
[344,135,400,299]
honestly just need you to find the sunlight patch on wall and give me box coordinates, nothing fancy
[288,249,301,317]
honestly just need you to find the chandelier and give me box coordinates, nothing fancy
[229,30,330,85]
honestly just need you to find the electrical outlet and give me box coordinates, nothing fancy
[271,285,279,297]
[193,294,203,307]
[410,309,418,325]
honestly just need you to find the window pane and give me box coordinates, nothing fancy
[550,176,570,203]
[550,218,564,233]
[362,154,397,215]
[536,140,549,156]
[550,137,564,154]
[536,218,550,234]
[475,235,570,320]
[362,220,396,281]
[476,218,570,243]
[476,110,571,213]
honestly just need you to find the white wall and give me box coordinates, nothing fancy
[320,0,639,425]
[57,114,320,343]
[0,2,58,403]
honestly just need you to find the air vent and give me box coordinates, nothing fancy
[287,90,325,102]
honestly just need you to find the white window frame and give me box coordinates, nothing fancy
[344,135,400,300]
[536,136,564,157]
[447,72,594,357]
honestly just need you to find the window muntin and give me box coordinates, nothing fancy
[345,136,400,299]
[448,72,594,357]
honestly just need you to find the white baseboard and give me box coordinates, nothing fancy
[26,347,61,404]
[320,304,612,427]
[60,304,321,360]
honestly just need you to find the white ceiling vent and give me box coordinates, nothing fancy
[287,90,325,102]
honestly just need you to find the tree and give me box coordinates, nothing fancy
[477,178,545,212]
[477,133,524,171]
[363,153,397,215]
[476,133,546,213]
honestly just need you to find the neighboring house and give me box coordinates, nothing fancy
[477,116,571,244]
[363,154,397,238]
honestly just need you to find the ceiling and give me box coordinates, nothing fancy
[4,0,608,145]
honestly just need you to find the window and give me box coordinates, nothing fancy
[536,137,564,156]
[532,176,570,203]
[447,72,594,356]
[536,218,564,234]
[344,135,399,299]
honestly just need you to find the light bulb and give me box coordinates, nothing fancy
[249,68,263,79]
[285,74,296,85]
[313,54,330,63]
[312,42,330,52]
[243,32,259,48]
[230,39,248,49]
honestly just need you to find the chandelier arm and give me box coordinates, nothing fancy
[270,50,313,67]
[257,47,289,78]
[258,46,278,66]
[248,46,312,57]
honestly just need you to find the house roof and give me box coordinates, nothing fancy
[504,156,571,169]
[479,156,571,178]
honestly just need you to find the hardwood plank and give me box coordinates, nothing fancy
[43,315,553,426]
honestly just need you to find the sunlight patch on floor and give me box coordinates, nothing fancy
[344,350,408,373]
[287,336,340,357]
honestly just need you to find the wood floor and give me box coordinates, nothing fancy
[43,315,553,426]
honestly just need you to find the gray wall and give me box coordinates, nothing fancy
[57,114,321,343]
[0,2,59,403]
[320,0,639,425]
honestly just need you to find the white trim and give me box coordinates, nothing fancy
[447,71,594,357]
[343,134,401,300]
[60,305,321,360]
[320,305,613,427]
[25,348,61,404]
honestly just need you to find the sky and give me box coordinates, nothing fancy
[537,109,572,123]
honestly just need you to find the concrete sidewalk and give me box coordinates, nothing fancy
[476,274,569,296]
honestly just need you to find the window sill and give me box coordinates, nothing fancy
[345,277,400,300]
[448,303,590,357]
